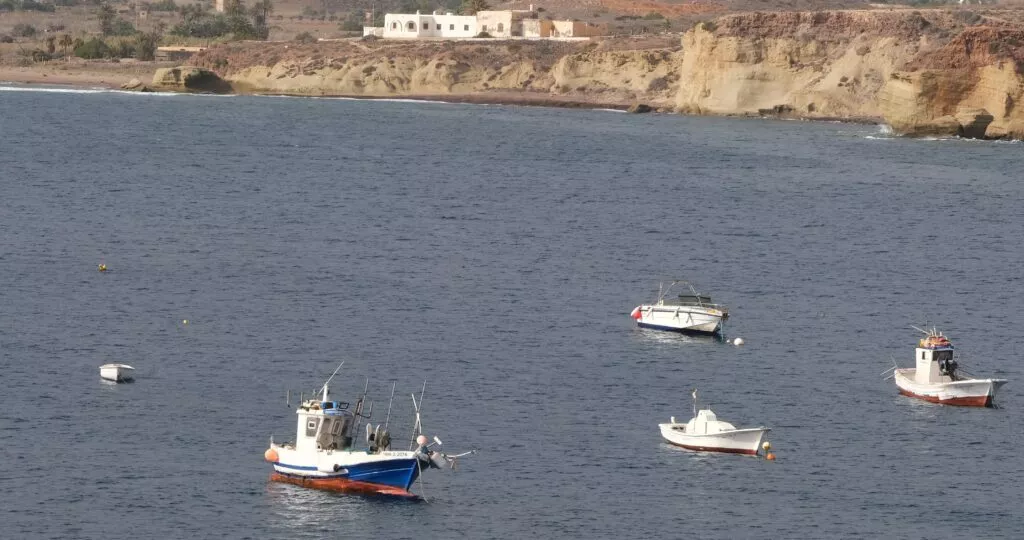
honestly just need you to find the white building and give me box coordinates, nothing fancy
[366,6,605,41]
[382,11,478,39]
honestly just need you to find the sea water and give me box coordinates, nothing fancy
[1,86,1022,539]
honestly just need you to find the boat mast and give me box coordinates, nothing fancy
[692,388,698,418]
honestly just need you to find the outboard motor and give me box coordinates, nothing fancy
[413,435,443,469]
[938,356,959,380]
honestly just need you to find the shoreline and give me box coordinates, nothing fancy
[0,64,882,125]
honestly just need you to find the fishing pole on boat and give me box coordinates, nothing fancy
[383,381,397,431]
[409,381,427,450]
[881,356,899,380]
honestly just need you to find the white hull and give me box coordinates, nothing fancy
[894,369,1006,407]
[99,364,134,382]
[636,305,723,334]
[659,423,767,455]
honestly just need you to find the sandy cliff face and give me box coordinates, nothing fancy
[879,27,1024,138]
[197,40,681,108]
[673,11,958,119]
[185,10,1024,137]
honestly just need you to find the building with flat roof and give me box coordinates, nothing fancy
[383,11,478,39]
[367,7,607,41]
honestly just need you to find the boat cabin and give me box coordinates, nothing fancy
[671,409,738,435]
[915,334,958,383]
[295,399,356,452]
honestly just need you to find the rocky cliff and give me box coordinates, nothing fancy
[879,27,1024,138]
[182,10,1024,138]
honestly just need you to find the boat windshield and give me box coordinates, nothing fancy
[663,294,712,306]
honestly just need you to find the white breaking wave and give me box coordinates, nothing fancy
[0,85,111,95]
[0,84,217,98]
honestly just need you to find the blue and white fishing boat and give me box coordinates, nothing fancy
[264,363,474,498]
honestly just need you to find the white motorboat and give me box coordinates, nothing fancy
[265,362,474,499]
[892,328,1008,408]
[659,391,769,455]
[99,363,135,383]
[631,281,728,335]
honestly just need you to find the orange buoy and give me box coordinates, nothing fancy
[264,448,279,463]
[765,452,776,461]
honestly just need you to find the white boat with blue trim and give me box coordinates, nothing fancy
[631,281,728,335]
[264,363,473,498]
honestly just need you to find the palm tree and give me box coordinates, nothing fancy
[98,3,117,35]
[460,0,489,15]
[58,33,73,60]
[251,0,273,37]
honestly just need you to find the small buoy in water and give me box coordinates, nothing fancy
[182,319,189,325]
[733,337,744,346]
[762,441,772,451]
[98,263,107,272]
[264,448,279,463]
[766,452,776,461]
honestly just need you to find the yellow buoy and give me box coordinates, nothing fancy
[762,441,772,451]
[182,319,189,325]
[766,452,776,461]
[97,263,107,272]
[264,448,279,463]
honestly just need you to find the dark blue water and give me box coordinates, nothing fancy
[1,86,1022,539]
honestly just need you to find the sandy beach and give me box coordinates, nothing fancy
[0,61,175,89]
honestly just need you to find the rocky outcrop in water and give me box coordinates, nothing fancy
[151,66,232,93]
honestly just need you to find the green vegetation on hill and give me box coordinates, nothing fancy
[171,0,272,40]
[0,0,55,11]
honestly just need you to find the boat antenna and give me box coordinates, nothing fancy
[409,380,427,450]
[320,360,345,400]
[383,381,397,430]
[353,377,371,437]
[692,388,698,418]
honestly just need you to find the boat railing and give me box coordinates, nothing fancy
[656,299,727,310]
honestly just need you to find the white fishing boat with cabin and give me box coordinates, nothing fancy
[630,281,729,335]
[264,362,474,499]
[659,391,769,455]
[892,328,1008,408]
[99,363,134,383]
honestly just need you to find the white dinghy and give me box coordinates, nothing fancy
[99,363,135,383]
[659,391,769,455]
